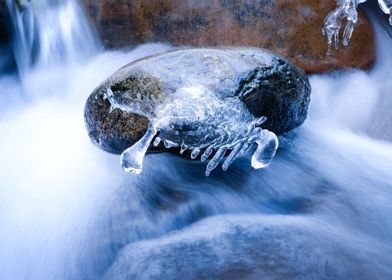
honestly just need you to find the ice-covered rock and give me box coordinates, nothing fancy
[84,47,310,175]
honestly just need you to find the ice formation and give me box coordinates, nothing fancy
[107,86,278,176]
[103,48,280,176]
[323,0,392,50]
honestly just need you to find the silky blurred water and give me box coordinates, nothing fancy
[0,1,392,279]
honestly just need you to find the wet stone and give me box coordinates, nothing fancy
[84,47,311,174]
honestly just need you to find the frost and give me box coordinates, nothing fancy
[323,0,392,51]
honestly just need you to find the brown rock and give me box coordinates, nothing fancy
[84,87,155,154]
[81,0,375,73]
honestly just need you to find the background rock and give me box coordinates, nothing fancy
[81,0,375,73]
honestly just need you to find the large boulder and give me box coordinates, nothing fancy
[84,47,310,155]
[104,215,384,280]
[82,0,375,73]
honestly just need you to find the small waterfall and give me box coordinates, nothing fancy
[6,0,99,78]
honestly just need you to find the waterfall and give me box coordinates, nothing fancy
[6,0,99,78]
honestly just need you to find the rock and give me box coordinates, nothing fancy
[84,94,151,155]
[104,215,384,280]
[84,47,310,155]
[81,0,374,73]
[0,1,8,43]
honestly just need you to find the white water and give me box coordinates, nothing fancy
[6,0,98,78]
[1,1,392,279]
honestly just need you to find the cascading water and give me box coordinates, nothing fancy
[6,0,98,78]
[1,1,392,279]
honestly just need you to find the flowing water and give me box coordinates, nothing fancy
[0,1,392,279]
[6,0,98,78]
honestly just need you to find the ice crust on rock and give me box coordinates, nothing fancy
[323,0,392,51]
[104,48,280,176]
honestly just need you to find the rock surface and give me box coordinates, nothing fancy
[104,215,383,280]
[0,1,8,43]
[84,47,310,155]
[82,0,375,73]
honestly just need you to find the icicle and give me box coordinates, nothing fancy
[251,131,279,169]
[205,146,228,176]
[120,122,157,174]
[254,116,267,127]
[240,129,261,155]
[201,146,214,162]
[180,143,188,154]
[323,0,392,49]
[222,142,244,171]
[342,20,355,46]
[240,140,252,155]
[163,140,177,148]
[153,137,161,147]
[191,149,200,159]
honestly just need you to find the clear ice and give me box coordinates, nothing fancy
[108,85,278,176]
[104,48,280,176]
[323,0,392,51]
